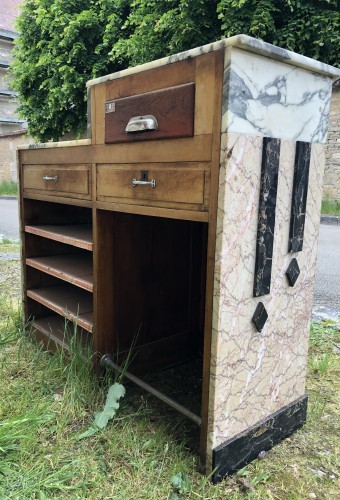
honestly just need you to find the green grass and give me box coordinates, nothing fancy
[0,239,20,251]
[0,261,339,498]
[321,198,340,216]
[0,180,17,196]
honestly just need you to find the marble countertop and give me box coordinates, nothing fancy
[87,34,340,88]
[17,139,91,150]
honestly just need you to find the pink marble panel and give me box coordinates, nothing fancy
[206,133,325,467]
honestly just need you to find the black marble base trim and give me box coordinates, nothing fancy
[211,395,307,484]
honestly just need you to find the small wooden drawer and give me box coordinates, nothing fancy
[23,165,91,200]
[97,164,206,206]
[105,83,195,144]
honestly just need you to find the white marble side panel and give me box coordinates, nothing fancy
[222,48,333,143]
[206,133,324,467]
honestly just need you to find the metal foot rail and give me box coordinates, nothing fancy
[100,354,201,427]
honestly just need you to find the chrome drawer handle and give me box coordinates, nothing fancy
[126,115,158,133]
[43,175,58,182]
[132,179,156,188]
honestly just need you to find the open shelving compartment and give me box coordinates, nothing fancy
[94,209,208,426]
[21,198,209,432]
[22,199,93,351]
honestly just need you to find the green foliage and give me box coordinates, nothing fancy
[0,180,17,196]
[171,471,191,498]
[77,382,126,439]
[12,0,340,142]
[217,0,340,65]
[11,0,128,141]
[321,198,340,216]
[113,0,220,66]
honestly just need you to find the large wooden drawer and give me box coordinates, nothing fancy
[105,83,195,144]
[89,50,225,166]
[23,165,91,200]
[96,164,206,207]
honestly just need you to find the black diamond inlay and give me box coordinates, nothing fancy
[252,302,268,332]
[286,258,300,287]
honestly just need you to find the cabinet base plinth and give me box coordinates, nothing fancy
[212,395,308,484]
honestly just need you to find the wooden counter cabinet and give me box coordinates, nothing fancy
[18,35,340,482]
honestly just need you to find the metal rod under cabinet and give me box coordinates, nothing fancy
[100,354,202,427]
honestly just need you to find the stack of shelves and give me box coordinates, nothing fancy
[23,217,93,350]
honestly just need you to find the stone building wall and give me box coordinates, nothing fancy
[0,129,33,182]
[324,83,340,202]
[0,1,28,184]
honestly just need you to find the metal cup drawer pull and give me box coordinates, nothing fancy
[125,115,158,133]
[43,175,58,182]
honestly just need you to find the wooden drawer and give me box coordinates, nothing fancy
[105,83,195,144]
[90,50,225,166]
[23,165,91,200]
[97,164,206,206]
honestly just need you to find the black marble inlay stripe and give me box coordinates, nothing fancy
[289,141,312,252]
[212,395,308,484]
[253,137,280,297]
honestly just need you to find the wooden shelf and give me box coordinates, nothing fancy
[25,224,93,251]
[32,315,91,350]
[26,254,93,292]
[27,284,93,332]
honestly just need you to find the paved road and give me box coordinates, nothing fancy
[313,223,340,322]
[0,198,20,240]
[0,197,339,320]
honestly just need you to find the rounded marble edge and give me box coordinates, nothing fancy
[86,34,340,88]
[17,138,92,150]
